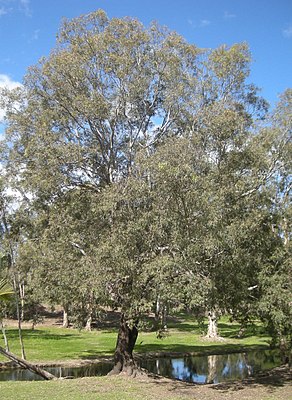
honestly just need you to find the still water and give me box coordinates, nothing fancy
[0,349,281,383]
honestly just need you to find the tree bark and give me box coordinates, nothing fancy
[85,302,93,331]
[108,314,139,376]
[1,320,9,351]
[62,305,69,328]
[85,314,92,331]
[14,282,26,360]
[0,345,56,380]
[206,310,219,338]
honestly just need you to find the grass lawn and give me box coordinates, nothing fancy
[0,372,291,400]
[0,314,271,363]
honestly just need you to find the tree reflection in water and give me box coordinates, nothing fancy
[0,350,282,382]
[142,350,281,384]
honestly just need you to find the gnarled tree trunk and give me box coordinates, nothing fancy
[108,314,139,376]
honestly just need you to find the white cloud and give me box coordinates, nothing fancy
[0,0,32,17]
[0,6,8,15]
[188,19,211,28]
[224,11,236,19]
[0,74,21,91]
[282,25,292,38]
[31,29,40,41]
[199,19,211,27]
[19,0,31,17]
[0,74,22,122]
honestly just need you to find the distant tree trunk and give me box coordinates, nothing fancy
[108,313,139,376]
[206,310,219,339]
[85,302,93,331]
[0,345,56,380]
[85,314,92,331]
[62,304,69,328]
[19,282,25,321]
[17,305,26,360]
[155,295,160,326]
[13,278,26,360]
[0,320,9,351]
[9,247,26,359]
[155,296,168,334]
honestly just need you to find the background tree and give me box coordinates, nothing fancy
[257,89,292,362]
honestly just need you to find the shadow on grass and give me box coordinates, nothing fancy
[5,328,82,341]
[134,342,269,356]
[210,365,292,391]
[78,349,115,360]
[146,363,291,393]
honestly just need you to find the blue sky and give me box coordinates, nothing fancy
[0,0,291,113]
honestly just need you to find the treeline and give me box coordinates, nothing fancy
[0,10,291,373]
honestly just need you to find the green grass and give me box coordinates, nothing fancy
[0,374,290,400]
[0,315,271,363]
[0,376,189,400]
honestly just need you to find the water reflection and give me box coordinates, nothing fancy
[0,350,281,383]
[142,350,282,384]
[0,362,112,381]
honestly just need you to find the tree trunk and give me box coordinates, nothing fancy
[19,282,25,321]
[85,302,93,331]
[155,296,168,335]
[14,282,26,360]
[1,320,10,351]
[62,305,69,328]
[206,310,219,338]
[108,314,139,376]
[85,314,92,331]
[0,345,56,380]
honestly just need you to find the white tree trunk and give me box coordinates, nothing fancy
[62,306,69,328]
[85,314,92,331]
[206,310,218,338]
[1,320,10,351]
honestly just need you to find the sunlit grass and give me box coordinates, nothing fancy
[0,314,271,364]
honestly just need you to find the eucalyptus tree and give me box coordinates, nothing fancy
[0,9,200,371]
[0,9,277,374]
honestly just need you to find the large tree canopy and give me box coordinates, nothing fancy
[0,10,290,373]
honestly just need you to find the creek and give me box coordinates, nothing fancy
[0,349,281,383]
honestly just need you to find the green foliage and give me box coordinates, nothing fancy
[0,9,290,355]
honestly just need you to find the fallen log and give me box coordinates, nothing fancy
[0,345,57,380]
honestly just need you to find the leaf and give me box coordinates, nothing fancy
[0,278,14,302]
